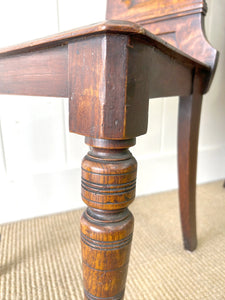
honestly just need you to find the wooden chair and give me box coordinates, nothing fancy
[0,0,217,299]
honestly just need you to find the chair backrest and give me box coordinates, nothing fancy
[106,0,217,75]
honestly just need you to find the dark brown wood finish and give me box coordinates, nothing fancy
[0,46,68,97]
[68,31,199,140]
[106,0,217,72]
[81,138,136,299]
[107,0,218,252]
[178,73,203,251]
[0,1,218,298]
[0,20,210,99]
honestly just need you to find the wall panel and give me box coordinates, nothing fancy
[0,97,66,177]
[0,122,6,179]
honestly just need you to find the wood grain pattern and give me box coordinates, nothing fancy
[107,0,207,23]
[81,138,136,299]
[106,0,218,255]
[68,34,128,139]
[0,1,218,298]
[0,20,209,99]
[145,13,218,91]
[68,32,201,139]
[178,73,203,251]
[0,20,204,61]
[106,0,218,92]
[0,46,68,97]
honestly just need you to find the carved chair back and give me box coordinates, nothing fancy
[106,0,217,80]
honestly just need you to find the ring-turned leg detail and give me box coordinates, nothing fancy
[80,138,137,300]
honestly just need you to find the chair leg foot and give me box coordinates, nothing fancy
[183,235,197,252]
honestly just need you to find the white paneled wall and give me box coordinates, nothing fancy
[197,0,225,182]
[0,0,224,224]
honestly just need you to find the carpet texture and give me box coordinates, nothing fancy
[0,181,225,300]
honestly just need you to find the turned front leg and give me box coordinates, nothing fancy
[80,138,137,300]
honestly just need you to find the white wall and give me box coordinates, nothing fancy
[0,0,224,224]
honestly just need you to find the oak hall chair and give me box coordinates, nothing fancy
[0,0,218,299]
[106,0,218,253]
